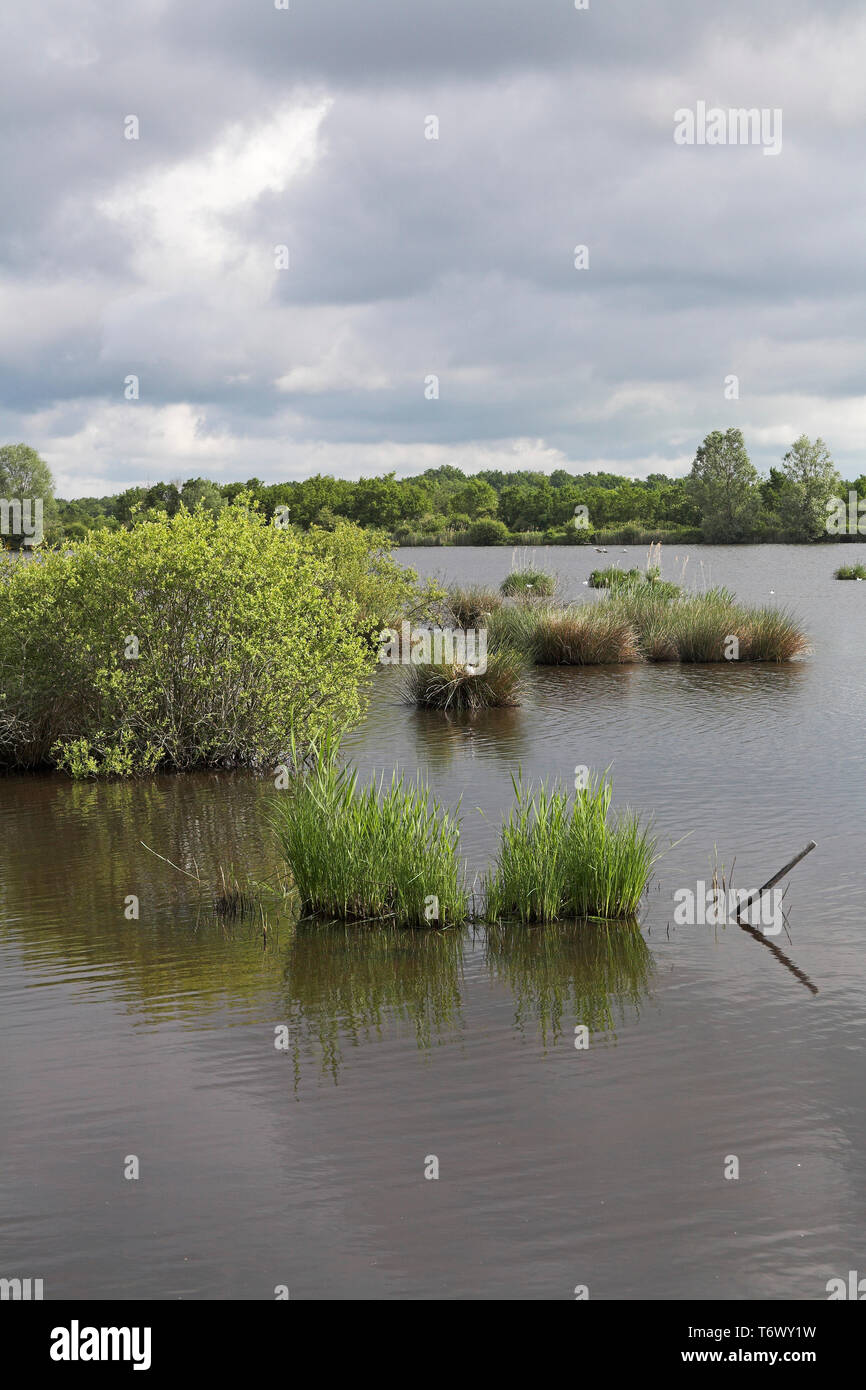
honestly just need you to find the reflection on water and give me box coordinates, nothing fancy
[484,921,653,1047]
[2,543,866,1299]
[276,919,655,1084]
[279,923,466,1083]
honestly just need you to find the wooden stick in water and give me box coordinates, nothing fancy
[735,840,817,924]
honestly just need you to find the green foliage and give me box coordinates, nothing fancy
[688,429,759,542]
[780,436,841,541]
[27,428,852,547]
[180,477,225,515]
[834,563,866,580]
[468,517,510,545]
[0,503,407,774]
[0,442,59,547]
[485,772,657,923]
[270,729,469,927]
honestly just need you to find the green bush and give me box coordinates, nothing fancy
[468,517,510,545]
[0,503,414,775]
[834,563,866,580]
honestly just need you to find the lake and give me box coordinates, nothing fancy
[1,543,864,1300]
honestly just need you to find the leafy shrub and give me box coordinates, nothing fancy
[0,503,414,774]
[834,563,866,580]
[468,518,510,545]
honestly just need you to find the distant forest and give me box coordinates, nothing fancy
[5,430,865,547]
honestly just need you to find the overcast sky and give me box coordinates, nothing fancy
[1,1,864,497]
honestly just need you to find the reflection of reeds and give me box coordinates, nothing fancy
[484,920,654,1045]
[279,922,466,1081]
[141,842,293,921]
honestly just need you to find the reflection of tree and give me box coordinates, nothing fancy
[484,921,654,1048]
[278,923,466,1084]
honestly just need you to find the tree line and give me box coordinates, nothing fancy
[2,430,863,549]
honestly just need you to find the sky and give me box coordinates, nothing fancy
[1,0,864,498]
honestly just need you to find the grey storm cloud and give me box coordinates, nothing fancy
[0,0,863,493]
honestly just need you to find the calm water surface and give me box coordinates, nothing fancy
[1,544,865,1299]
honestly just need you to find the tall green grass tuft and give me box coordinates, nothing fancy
[446,584,503,626]
[485,603,543,655]
[607,585,808,663]
[485,772,657,923]
[834,563,866,580]
[500,552,557,598]
[588,565,643,589]
[738,606,811,661]
[270,730,469,927]
[589,565,680,600]
[532,605,640,664]
[400,645,523,710]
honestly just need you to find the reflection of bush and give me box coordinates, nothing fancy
[484,921,654,1046]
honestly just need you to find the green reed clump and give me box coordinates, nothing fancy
[737,606,811,661]
[446,584,503,626]
[589,565,679,600]
[400,646,523,709]
[532,604,640,665]
[500,568,556,598]
[606,585,808,663]
[834,563,866,580]
[485,603,543,655]
[270,731,468,927]
[485,771,657,923]
[588,565,642,589]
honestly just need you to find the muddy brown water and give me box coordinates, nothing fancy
[1,544,865,1299]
